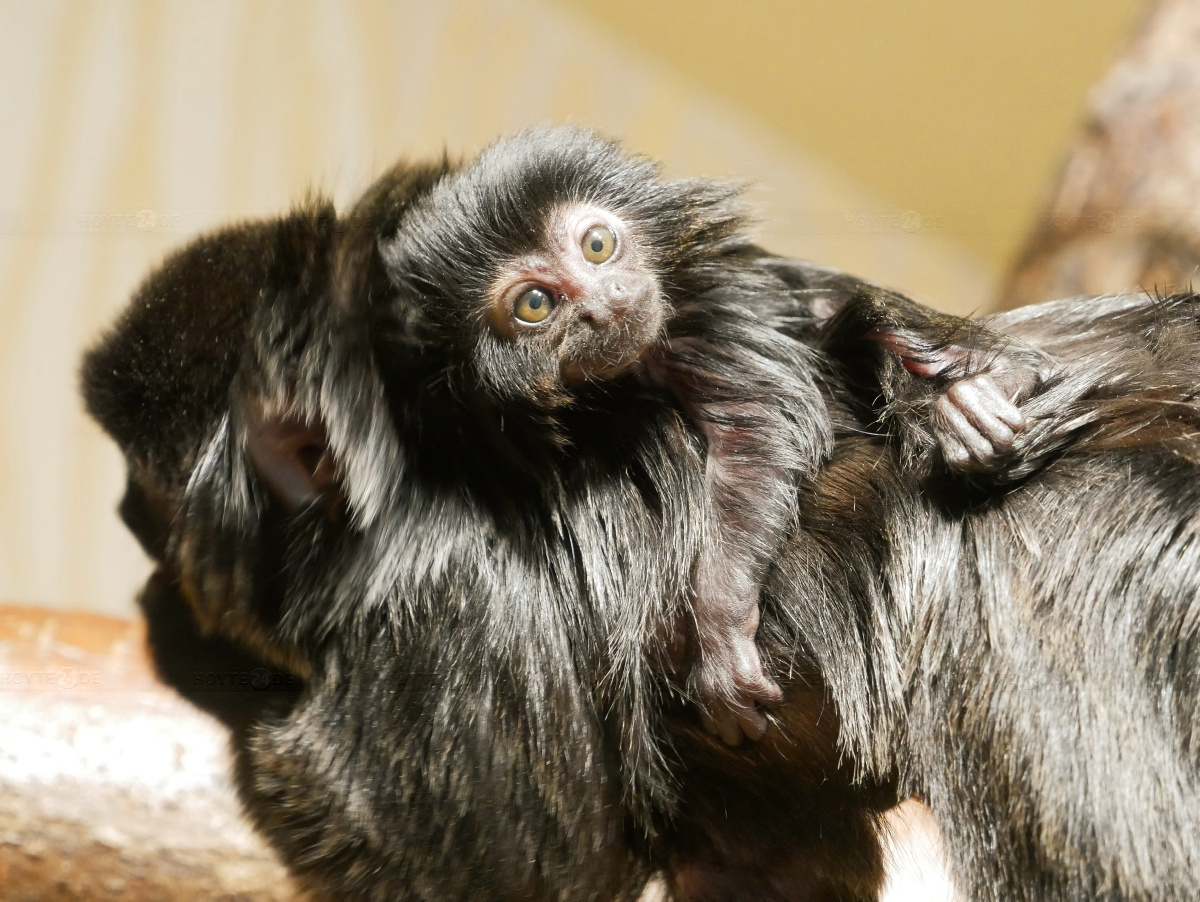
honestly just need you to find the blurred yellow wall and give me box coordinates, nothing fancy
[554,0,1147,272]
[0,0,1146,615]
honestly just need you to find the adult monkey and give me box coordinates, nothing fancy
[82,129,1200,900]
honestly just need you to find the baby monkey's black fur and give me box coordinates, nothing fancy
[82,128,1200,901]
[372,129,1036,744]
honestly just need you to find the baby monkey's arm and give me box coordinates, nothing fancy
[651,287,1055,745]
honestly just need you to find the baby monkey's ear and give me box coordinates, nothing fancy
[242,396,342,515]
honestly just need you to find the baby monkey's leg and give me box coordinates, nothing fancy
[689,416,789,746]
[645,351,792,745]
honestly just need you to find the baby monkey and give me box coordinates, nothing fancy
[380,128,1040,745]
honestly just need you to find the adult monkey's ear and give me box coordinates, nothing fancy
[242,395,342,515]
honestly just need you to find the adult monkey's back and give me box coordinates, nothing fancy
[911,295,1200,898]
[715,290,1200,901]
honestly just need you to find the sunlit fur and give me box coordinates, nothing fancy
[82,127,1200,901]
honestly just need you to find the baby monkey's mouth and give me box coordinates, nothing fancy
[557,313,664,386]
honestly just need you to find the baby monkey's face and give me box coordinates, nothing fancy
[486,203,666,384]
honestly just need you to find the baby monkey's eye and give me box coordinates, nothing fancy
[581,225,616,264]
[514,286,556,324]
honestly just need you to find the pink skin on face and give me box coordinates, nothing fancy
[486,206,665,383]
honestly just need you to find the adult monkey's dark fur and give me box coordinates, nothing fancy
[82,128,1200,900]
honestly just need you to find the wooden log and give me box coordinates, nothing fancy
[0,605,303,901]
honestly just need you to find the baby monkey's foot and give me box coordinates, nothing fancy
[935,372,1027,472]
[693,628,783,746]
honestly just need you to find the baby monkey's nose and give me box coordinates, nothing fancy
[603,272,654,312]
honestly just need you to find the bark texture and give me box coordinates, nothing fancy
[999,0,1200,309]
[0,605,303,901]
